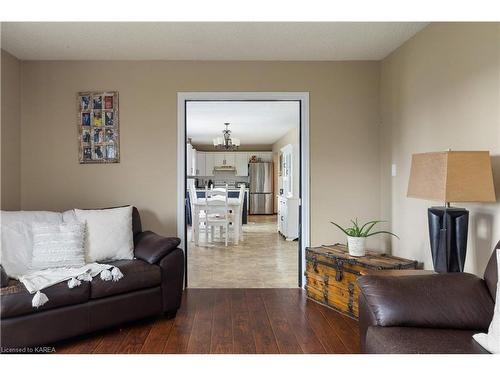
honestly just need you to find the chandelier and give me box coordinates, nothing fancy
[213,122,240,150]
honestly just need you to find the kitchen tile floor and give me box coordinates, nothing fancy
[187,215,299,288]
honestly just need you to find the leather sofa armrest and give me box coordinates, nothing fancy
[0,265,10,288]
[357,273,494,331]
[159,248,184,314]
[358,291,378,353]
[134,231,181,264]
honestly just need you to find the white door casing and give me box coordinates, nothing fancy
[177,92,310,287]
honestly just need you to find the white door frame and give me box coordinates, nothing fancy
[177,92,310,287]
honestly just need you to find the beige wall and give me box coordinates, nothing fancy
[18,60,381,242]
[380,23,500,275]
[1,50,21,210]
[6,23,500,275]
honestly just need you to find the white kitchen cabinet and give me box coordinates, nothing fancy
[200,151,270,176]
[257,152,273,162]
[278,196,299,241]
[214,153,225,167]
[235,152,249,176]
[192,148,197,176]
[195,151,206,176]
[186,143,196,176]
[186,144,192,176]
[224,152,235,167]
[212,152,235,167]
[205,153,215,176]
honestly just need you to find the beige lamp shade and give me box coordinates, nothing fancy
[407,151,496,204]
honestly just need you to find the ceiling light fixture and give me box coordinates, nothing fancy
[213,122,240,151]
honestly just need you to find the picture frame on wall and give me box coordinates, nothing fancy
[77,91,120,164]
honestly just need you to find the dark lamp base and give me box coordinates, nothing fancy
[428,206,469,273]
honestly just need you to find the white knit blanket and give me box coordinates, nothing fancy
[19,263,123,308]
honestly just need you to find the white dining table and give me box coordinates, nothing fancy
[192,197,242,246]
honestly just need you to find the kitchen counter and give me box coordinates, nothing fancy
[196,188,249,192]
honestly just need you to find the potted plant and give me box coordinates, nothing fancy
[330,218,399,257]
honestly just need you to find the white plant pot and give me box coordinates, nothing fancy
[347,236,366,257]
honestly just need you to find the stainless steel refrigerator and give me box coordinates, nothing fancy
[249,162,273,214]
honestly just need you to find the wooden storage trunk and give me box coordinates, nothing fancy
[305,244,417,319]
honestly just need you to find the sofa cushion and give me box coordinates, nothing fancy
[90,259,161,299]
[365,326,490,354]
[0,279,90,319]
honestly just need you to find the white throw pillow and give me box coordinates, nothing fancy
[74,206,134,262]
[473,249,500,353]
[31,222,86,270]
[0,210,63,277]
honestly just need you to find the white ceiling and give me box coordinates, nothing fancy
[1,22,427,61]
[187,101,299,146]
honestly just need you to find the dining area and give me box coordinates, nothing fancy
[187,180,247,246]
[186,180,298,288]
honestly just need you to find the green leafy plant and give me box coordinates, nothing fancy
[330,218,399,238]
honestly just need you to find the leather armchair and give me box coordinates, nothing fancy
[357,241,499,354]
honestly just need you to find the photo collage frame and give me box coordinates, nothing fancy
[78,91,120,163]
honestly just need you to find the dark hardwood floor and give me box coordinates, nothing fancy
[55,288,360,354]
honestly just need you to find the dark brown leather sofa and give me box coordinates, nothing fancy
[0,207,184,349]
[357,241,498,354]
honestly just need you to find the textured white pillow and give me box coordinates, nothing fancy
[473,249,500,353]
[1,210,63,277]
[31,222,86,270]
[74,206,134,262]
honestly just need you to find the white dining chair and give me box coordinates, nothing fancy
[230,184,246,242]
[204,184,231,246]
[188,179,206,243]
[239,184,245,234]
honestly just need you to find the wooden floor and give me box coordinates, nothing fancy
[55,288,360,354]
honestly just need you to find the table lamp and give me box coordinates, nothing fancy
[407,151,496,272]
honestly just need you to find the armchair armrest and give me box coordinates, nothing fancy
[357,273,494,331]
[134,231,181,264]
[0,265,10,288]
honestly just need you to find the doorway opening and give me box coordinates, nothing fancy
[177,93,310,288]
